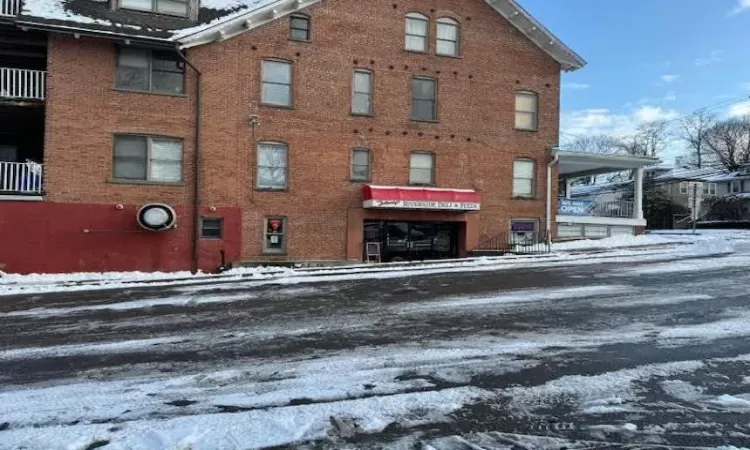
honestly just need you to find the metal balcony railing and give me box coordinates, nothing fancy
[591,200,634,218]
[0,68,46,100]
[0,0,21,17]
[0,161,44,195]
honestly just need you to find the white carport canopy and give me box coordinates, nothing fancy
[555,150,659,178]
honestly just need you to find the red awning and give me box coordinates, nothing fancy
[362,185,481,211]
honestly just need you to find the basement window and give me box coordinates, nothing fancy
[200,217,224,239]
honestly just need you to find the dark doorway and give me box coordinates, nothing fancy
[364,220,458,262]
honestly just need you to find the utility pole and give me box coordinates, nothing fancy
[692,183,698,235]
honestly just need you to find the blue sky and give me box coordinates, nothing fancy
[521,0,750,162]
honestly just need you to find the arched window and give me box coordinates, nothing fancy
[436,17,459,56]
[405,12,429,52]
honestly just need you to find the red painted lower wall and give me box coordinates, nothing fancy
[0,202,241,274]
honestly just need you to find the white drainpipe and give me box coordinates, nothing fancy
[546,151,560,245]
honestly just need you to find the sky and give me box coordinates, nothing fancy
[520,0,750,163]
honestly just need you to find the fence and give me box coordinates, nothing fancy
[0,68,47,100]
[0,161,44,195]
[470,229,551,257]
[0,0,21,16]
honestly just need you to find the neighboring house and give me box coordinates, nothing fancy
[700,168,750,224]
[0,0,586,273]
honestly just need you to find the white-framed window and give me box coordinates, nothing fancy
[116,48,185,94]
[290,13,311,41]
[409,151,435,185]
[200,217,223,239]
[515,91,538,131]
[731,180,742,194]
[113,135,183,183]
[263,216,287,254]
[436,17,459,56]
[257,142,288,189]
[261,59,292,107]
[405,12,429,52]
[513,159,535,197]
[352,70,373,115]
[702,183,717,196]
[411,77,437,121]
[120,0,188,16]
[351,148,371,181]
[679,181,689,195]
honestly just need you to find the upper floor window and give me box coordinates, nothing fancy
[116,48,185,95]
[261,59,293,107]
[405,13,429,52]
[409,151,435,185]
[351,148,371,181]
[113,135,183,183]
[120,0,188,16]
[257,142,288,189]
[352,70,373,115]
[731,180,742,194]
[513,159,535,197]
[515,91,538,131]
[679,181,689,195]
[411,77,437,122]
[290,14,311,41]
[436,18,459,56]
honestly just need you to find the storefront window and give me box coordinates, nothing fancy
[264,217,287,253]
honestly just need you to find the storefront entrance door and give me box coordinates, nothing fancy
[363,220,458,262]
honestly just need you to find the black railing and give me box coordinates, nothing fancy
[470,230,551,257]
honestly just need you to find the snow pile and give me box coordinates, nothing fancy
[710,394,750,409]
[552,233,686,251]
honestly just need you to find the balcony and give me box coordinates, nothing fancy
[0,68,46,101]
[0,161,44,198]
[559,199,635,219]
[0,0,21,16]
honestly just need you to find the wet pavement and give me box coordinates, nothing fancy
[3,238,750,449]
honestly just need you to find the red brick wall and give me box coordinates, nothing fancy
[0,202,240,274]
[34,0,562,270]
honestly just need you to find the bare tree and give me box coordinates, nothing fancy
[679,110,715,168]
[567,135,623,154]
[704,116,750,170]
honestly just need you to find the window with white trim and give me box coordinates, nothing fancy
[116,48,185,94]
[113,135,183,182]
[436,17,459,56]
[405,12,429,52]
[702,182,717,196]
[352,70,373,115]
[513,159,535,197]
[200,217,223,239]
[120,0,188,16]
[257,142,288,189]
[679,182,688,195]
[409,152,435,185]
[731,180,742,194]
[515,91,538,131]
[264,217,287,253]
[261,59,292,107]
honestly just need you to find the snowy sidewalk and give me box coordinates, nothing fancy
[0,233,738,297]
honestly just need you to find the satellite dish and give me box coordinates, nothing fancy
[137,203,177,231]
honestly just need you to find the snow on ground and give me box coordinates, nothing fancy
[618,253,750,276]
[1,232,736,297]
[504,360,706,415]
[0,336,185,361]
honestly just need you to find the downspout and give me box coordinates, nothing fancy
[546,150,559,246]
[176,48,202,274]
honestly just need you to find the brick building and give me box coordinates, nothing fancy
[0,0,586,274]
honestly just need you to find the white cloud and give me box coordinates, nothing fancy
[695,50,723,67]
[561,105,679,139]
[664,91,677,101]
[661,74,680,83]
[729,100,750,117]
[563,83,591,90]
[729,0,750,16]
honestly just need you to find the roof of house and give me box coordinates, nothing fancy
[12,0,586,69]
